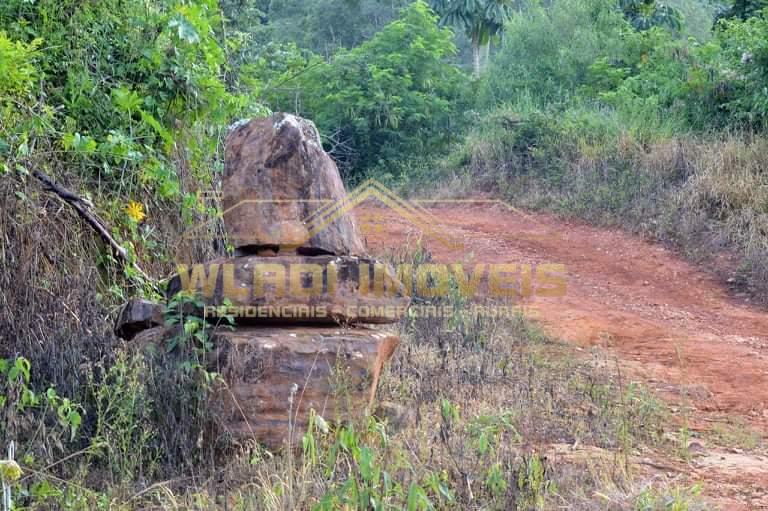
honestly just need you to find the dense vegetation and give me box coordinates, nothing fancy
[0,0,766,507]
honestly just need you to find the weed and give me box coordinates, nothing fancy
[405,111,768,303]
[634,483,704,511]
[708,419,763,451]
[516,453,556,510]
[89,351,158,486]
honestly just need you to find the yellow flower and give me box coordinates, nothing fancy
[126,200,146,223]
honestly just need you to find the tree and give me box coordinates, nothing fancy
[716,0,768,21]
[478,0,629,106]
[430,0,512,77]
[619,0,683,31]
[263,0,410,55]
[259,1,468,177]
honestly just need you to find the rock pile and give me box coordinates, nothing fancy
[116,113,408,450]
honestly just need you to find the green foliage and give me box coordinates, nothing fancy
[261,1,469,177]
[1,0,242,142]
[589,7,768,129]
[431,0,514,78]
[309,416,450,510]
[718,0,768,20]
[0,357,84,445]
[163,291,227,377]
[634,483,703,510]
[588,26,695,132]
[0,33,42,97]
[516,454,555,510]
[480,0,768,132]
[0,459,22,484]
[705,10,768,126]
[668,0,720,40]
[264,0,411,54]
[89,351,158,484]
[0,0,763,506]
[619,0,683,31]
[431,0,511,45]
[124,292,227,473]
[0,0,263,298]
[430,0,512,75]
[479,0,631,106]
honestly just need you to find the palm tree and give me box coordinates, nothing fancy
[431,0,512,77]
[619,0,682,31]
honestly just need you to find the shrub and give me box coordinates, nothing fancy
[479,0,630,108]
[260,1,469,178]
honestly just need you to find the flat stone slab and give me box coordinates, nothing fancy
[208,326,400,450]
[167,255,409,325]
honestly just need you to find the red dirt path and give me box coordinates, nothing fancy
[356,200,768,508]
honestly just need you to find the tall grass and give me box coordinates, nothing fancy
[408,107,768,303]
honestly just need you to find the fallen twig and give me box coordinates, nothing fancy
[31,169,156,287]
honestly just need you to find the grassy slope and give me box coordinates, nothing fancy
[400,109,768,305]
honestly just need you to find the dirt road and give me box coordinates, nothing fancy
[356,199,768,507]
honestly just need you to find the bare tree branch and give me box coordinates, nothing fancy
[31,170,156,288]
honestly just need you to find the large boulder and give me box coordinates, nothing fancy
[223,113,365,256]
[167,255,409,325]
[208,326,400,450]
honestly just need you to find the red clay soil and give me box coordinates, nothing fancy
[356,199,768,509]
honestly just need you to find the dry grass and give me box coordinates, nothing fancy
[427,117,768,304]
[0,157,225,495]
[117,300,704,510]
[0,208,709,509]
[0,142,718,509]
[676,137,768,294]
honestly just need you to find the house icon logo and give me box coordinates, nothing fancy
[182,178,464,252]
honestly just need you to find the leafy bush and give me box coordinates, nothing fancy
[588,26,696,133]
[0,0,261,287]
[0,33,41,98]
[479,0,768,133]
[265,0,411,54]
[0,357,83,449]
[261,1,469,177]
[704,9,768,127]
[587,6,768,130]
[479,0,630,107]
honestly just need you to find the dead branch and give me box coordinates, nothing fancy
[31,169,155,285]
